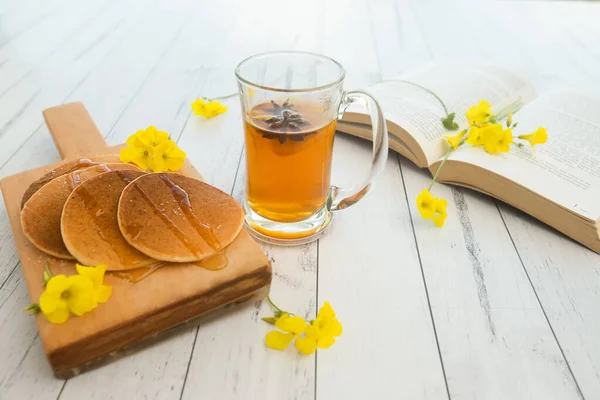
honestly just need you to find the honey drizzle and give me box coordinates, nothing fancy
[159,174,222,251]
[129,180,204,257]
[195,252,228,271]
[109,264,162,283]
[76,171,149,269]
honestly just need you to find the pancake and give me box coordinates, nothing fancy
[61,170,158,270]
[117,173,244,262]
[20,154,123,209]
[21,163,141,259]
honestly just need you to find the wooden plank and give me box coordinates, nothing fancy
[367,0,585,398]
[180,1,324,398]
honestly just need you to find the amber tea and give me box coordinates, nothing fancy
[244,100,336,223]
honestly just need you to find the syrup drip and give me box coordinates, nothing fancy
[129,181,203,257]
[159,174,222,251]
[76,172,150,269]
[109,264,162,283]
[126,174,221,258]
[194,252,228,271]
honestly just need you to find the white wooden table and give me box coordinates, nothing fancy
[1,0,600,398]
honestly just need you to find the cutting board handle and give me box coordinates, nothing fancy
[43,102,110,160]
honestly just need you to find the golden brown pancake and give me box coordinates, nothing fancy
[20,154,123,209]
[61,170,158,270]
[21,163,141,259]
[117,173,244,262]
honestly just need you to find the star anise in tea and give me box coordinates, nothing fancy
[259,99,314,143]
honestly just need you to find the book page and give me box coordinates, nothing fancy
[447,90,600,220]
[349,63,536,165]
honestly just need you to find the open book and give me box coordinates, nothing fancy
[338,64,600,254]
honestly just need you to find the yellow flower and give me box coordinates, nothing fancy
[136,126,169,148]
[416,189,437,219]
[294,302,343,355]
[148,139,186,172]
[484,127,513,154]
[433,198,448,227]
[519,127,547,149]
[265,313,307,351]
[75,264,112,306]
[445,129,467,150]
[39,275,95,324]
[466,125,483,146]
[265,331,295,350]
[275,313,307,335]
[120,134,152,170]
[295,324,319,355]
[191,98,228,118]
[466,100,493,125]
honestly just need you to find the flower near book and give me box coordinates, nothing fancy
[120,126,186,172]
[414,91,547,227]
[519,127,548,149]
[263,297,342,355]
[24,263,112,324]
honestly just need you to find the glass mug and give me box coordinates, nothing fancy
[235,51,388,245]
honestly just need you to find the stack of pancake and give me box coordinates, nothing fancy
[20,155,244,272]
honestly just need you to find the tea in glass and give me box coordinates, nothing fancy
[244,100,336,223]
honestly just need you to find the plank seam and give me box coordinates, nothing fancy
[397,155,451,400]
[495,201,586,400]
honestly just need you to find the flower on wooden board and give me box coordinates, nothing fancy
[191,98,228,118]
[24,263,113,324]
[263,297,342,355]
[76,264,112,306]
[519,127,547,149]
[120,126,185,172]
[149,139,186,172]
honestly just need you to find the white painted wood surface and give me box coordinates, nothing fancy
[0,0,599,399]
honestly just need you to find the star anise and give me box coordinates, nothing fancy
[258,99,314,143]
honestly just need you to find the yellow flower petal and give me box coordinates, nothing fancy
[519,127,547,149]
[44,302,70,324]
[265,331,295,350]
[466,126,483,146]
[137,126,169,148]
[317,335,336,349]
[295,335,317,355]
[191,98,227,118]
[64,275,95,316]
[445,130,467,150]
[120,146,149,170]
[416,189,437,220]
[466,100,492,125]
[433,198,448,228]
[76,264,112,305]
[275,314,306,335]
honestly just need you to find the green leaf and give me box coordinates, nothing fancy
[261,317,278,325]
[441,113,459,131]
[24,303,41,315]
[43,262,53,285]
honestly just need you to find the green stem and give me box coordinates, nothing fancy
[428,149,452,191]
[267,296,284,313]
[384,79,450,116]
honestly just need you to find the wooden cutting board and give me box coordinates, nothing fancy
[0,102,272,378]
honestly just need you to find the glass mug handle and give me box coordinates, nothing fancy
[328,90,389,211]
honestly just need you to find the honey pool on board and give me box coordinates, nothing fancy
[244,100,336,223]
